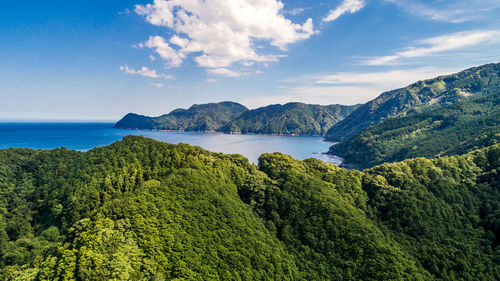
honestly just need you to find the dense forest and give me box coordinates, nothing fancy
[114,102,248,131]
[1,136,499,280]
[114,102,358,136]
[326,62,500,142]
[329,92,500,168]
[222,102,359,135]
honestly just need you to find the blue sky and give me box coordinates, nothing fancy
[1,0,499,121]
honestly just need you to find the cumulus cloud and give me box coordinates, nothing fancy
[120,65,174,79]
[323,0,365,22]
[365,30,500,65]
[138,36,185,67]
[135,0,316,72]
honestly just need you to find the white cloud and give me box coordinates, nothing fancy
[240,86,378,108]
[149,55,156,62]
[120,65,174,79]
[254,67,462,107]
[365,30,500,65]
[205,78,217,83]
[151,83,164,88]
[241,61,255,67]
[207,68,241,77]
[139,36,185,67]
[387,0,500,23]
[206,67,262,77]
[286,8,306,16]
[312,68,457,87]
[323,0,365,22]
[135,0,316,73]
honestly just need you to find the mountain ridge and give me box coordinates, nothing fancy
[114,101,248,132]
[329,92,500,168]
[115,101,359,136]
[222,102,360,135]
[325,62,500,141]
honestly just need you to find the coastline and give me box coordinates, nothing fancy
[113,126,346,165]
[113,126,330,137]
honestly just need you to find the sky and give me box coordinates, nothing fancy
[1,0,499,121]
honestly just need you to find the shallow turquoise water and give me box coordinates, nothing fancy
[0,123,342,164]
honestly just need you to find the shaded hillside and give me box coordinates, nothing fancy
[115,102,358,136]
[326,62,500,141]
[223,102,359,136]
[114,101,248,131]
[1,136,500,280]
[329,93,500,168]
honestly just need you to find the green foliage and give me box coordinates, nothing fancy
[1,136,500,280]
[254,154,428,280]
[115,102,359,136]
[363,145,500,280]
[223,102,359,136]
[329,92,500,168]
[0,137,296,280]
[326,62,500,141]
[114,101,248,131]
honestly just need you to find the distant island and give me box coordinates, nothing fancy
[114,102,360,136]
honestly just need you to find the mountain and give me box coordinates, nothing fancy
[1,136,500,280]
[325,62,500,141]
[115,101,359,136]
[223,102,360,135]
[114,101,248,131]
[329,92,500,168]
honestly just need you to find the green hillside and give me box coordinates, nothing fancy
[114,101,248,131]
[223,102,359,136]
[329,93,500,168]
[1,136,500,280]
[326,62,500,141]
[115,102,358,136]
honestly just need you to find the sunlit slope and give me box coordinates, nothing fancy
[1,136,499,280]
[326,62,500,142]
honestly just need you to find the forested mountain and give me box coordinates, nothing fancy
[1,136,500,280]
[114,101,248,131]
[329,92,500,168]
[115,102,358,136]
[326,62,500,141]
[223,102,359,135]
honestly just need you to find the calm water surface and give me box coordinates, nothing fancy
[0,123,342,164]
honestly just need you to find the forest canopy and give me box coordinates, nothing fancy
[326,62,500,142]
[114,102,359,136]
[1,136,500,280]
[329,92,500,168]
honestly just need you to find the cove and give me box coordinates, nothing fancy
[0,123,342,165]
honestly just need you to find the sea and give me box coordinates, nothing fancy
[0,123,342,165]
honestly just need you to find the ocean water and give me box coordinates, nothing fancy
[0,123,342,164]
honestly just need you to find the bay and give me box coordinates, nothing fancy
[0,123,342,164]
